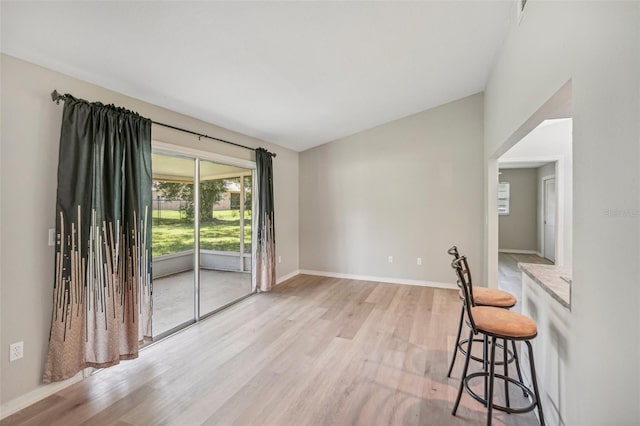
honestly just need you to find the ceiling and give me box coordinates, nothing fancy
[499,118,572,169]
[1,1,513,152]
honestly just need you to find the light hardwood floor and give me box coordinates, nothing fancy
[2,275,539,426]
[498,252,552,313]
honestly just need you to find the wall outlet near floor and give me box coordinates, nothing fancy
[388,256,393,263]
[278,256,282,264]
[48,228,56,246]
[417,257,422,265]
[10,341,23,362]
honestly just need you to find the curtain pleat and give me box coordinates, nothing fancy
[44,96,152,383]
[255,148,276,292]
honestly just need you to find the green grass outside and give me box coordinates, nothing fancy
[152,209,252,257]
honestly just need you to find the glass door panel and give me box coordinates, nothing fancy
[199,160,253,317]
[151,153,196,337]
[243,175,252,261]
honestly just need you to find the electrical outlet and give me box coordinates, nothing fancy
[417,257,422,265]
[278,256,282,264]
[388,256,393,263]
[10,341,23,362]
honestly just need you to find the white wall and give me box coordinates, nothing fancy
[299,93,484,286]
[484,2,639,424]
[0,54,299,406]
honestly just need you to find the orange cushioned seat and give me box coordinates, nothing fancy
[458,287,516,308]
[471,306,538,339]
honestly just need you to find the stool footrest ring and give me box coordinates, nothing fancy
[457,338,517,366]
[463,371,538,414]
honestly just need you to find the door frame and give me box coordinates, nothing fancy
[541,174,557,262]
[151,140,257,329]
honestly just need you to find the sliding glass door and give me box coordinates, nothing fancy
[199,160,253,317]
[151,153,197,337]
[151,150,255,339]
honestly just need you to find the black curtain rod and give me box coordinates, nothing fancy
[50,90,276,158]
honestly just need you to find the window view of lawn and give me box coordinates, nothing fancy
[153,209,252,257]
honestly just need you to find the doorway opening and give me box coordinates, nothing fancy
[151,149,255,339]
[489,81,573,310]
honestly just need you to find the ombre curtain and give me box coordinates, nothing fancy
[255,148,276,292]
[44,95,152,382]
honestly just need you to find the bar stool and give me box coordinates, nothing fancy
[451,256,545,426]
[446,246,524,388]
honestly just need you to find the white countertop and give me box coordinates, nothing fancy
[518,263,571,309]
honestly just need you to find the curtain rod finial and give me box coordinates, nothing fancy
[51,90,61,104]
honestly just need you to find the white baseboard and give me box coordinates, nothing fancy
[498,249,539,255]
[276,269,300,285]
[299,269,457,290]
[0,371,84,420]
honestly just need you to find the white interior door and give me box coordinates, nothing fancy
[543,178,556,263]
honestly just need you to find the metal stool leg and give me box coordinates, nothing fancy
[483,334,489,403]
[503,338,511,410]
[525,341,545,426]
[447,304,465,377]
[486,336,497,426]
[452,329,474,415]
[511,340,527,397]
